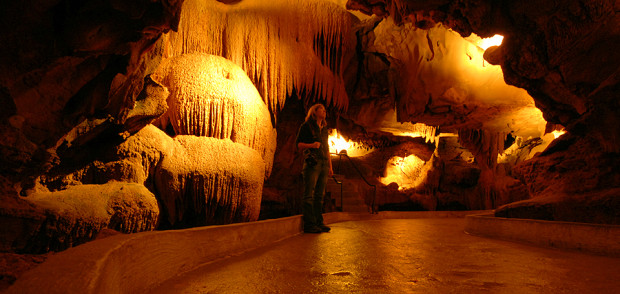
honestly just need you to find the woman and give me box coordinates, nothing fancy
[295,104,333,233]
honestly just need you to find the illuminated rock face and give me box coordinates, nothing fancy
[164,0,356,115]
[156,136,264,226]
[0,0,184,253]
[496,133,620,224]
[347,0,619,150]
[153,53,276,177]
[7,182,159,253]
[345,0,619,222]
[365,20,545,137]
[149,53,273,226]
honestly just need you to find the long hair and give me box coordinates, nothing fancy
[305,103,327,128]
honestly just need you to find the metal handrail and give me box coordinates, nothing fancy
[331,152,378,214]
[330,175,343,211]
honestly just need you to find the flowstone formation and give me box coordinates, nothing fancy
[153,53,276,177]
[163,0,358,116]
[0,0,359,257]
[0,50,277,256]
[151,53,275,227]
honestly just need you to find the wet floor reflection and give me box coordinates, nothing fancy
[153,219,620,294]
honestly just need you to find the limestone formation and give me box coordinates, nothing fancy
[162,0,357,115]
[496,134,620,224]
[156,136,265,226]
[345,0,619,221]
[18,182,159,253]
[153,53,277,177]
[0,0,617,267]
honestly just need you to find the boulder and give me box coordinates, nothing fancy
[156,136,265,227]
[17,182,159,253]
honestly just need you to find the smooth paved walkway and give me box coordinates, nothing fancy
[152,218,620,293]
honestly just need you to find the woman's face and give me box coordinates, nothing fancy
[315,106,326,120]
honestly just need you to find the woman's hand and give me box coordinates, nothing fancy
[311,142,321,149]
[328,167,334,177]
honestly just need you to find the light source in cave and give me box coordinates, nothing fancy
[328,129,350,154]
[464,33,504,68]
[380,154,427,191]
[373,21,546,139]
[473,34,504,50]
[328,129,372,157]
[552,129,566,139]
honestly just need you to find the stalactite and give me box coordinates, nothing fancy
[406,123,438,144]
[162,0,355,118]
[457,129,506,170]
[457,128,509,209]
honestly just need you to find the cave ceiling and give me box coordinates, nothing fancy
[346,0,619,152]
[0,0,616,180]
[2,0,617,156]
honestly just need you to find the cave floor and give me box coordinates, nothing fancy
[152,218,620,293]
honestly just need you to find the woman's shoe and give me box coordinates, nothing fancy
[319,225,331,232]
[304,226,322,233]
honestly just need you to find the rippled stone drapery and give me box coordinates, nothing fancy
[163,0,357,118]
[153,54,276,177]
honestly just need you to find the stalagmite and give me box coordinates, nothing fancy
[457,129,514,209]
[153,53,276,177]
[162,0,356,117]
[155,136,265,226]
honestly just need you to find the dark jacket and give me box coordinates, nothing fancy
[295,119,330,160]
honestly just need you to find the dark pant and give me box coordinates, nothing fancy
[302,158,329,229]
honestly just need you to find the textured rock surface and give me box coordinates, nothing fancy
[346,0,619,222]
[14,182,158,253]
[0,0,183,174]
[496,134,620,224]
[0,0,184,257]
[153,53,277,177]
[163,0,357,115]
[363,19,545,137]
[156,136,265,227]
[347,0,619,149]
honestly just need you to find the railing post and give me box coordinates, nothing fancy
[340,177,343,212]
[336,152,377,214]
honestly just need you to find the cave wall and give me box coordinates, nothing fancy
[0,0,185,253]
[346,0,619,223]
[347,0,619,151]
[1,0,619,257]
[0,0,361,253]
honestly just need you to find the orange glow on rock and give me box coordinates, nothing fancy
[477,34,504,50]
[552,130,566,139]
[328,129,372,157]
[380,154,427,191]
[329,129,351,154]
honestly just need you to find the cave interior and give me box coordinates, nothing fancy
[0,0,618,283]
